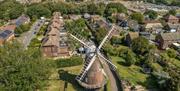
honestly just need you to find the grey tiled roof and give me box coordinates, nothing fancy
[161,32,180,41]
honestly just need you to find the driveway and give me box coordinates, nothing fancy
[17,19,45,49]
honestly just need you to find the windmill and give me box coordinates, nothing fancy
[69,24,117,89]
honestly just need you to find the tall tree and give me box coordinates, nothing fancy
[0,42,52,91]
[131,37,149,55]
[27,4,51,19]
[130,12,144,23]
[144,10,158,20]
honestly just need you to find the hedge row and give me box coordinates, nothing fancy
[56,56,83,68]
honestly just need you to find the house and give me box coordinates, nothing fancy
[42,36,59,57]
[156,32,180,49]
[12,14,30,26]
[139,32,155,41]
[0,25,16,32]
[126,32,139,46]
[0,30,14,45]
[47,27,60,36]
[143,20,163,33]
[164,15,179,24]
[127,20,140,31]
[59,36,70,57]
[41,12,71,58]
[165,23,180,33]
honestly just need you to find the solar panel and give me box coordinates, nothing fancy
[4,30,12,35]
[0,32,8,39]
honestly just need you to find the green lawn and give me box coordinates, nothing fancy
[45,65,85,91]
[111,56,158,88]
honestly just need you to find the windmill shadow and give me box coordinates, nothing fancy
[58,69,84,91]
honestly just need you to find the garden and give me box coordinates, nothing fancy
[44,56,85,91]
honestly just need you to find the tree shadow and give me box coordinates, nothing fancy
[58,69,85,91]
[137,76,159,90]
[117,61,130,66]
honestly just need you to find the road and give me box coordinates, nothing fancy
[17,19,45,49]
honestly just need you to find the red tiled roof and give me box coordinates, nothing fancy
[0,25,16,31]
[164,15,178,20]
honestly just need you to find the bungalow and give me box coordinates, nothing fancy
[143,20,163,33]
[165,23,180,33]
[0,30,14,45]
[126,32,139,47]
[164,15,179,24]
[156,32,180,49]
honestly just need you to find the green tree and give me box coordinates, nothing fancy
[27,4,51,19]
[166,49,177,58]
[169,9,177,16]
[130,12,144,23]
[105,3,127,16]
[124,50,136,66]
[165,66,180,91]
[110,36,122,45]
[131,37,149,55]
[144,10,158,20]
[0,0,24,20]
[15,23,32,34]
[95,28,108,44]
[0,42,52,91]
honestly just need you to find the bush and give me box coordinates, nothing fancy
[130,12,144,23]
[0,0,24,20]
[0,42,52,91]
[131,37,149,55]
[27,4,51,19]
[15,23,32,34]
[104,3,127,16]
[166,49,177,58]
[56,56,83,68]
[144,10,158,20]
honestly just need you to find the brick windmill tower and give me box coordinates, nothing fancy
[69,25,117,90]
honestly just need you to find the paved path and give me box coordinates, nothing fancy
[17,19,45,49]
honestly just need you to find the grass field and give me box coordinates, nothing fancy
[111,56,158,88]
[45,65,85,91]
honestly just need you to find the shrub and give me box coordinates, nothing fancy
[56,56,83,68]
[166,49,177,58]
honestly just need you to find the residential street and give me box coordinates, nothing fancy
[17,19,45,49]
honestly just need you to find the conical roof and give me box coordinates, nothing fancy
[78,56,106,89]
[86,58,104,85]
